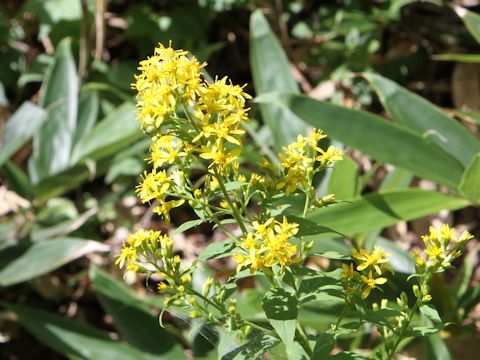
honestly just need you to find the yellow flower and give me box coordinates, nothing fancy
[352,246,390,275]
[136,169,171,203]
[341,263,355,279]
[115,245,137,269]
[153,199,185,222]
[199,143,241,173]
[316,145,343,166]
[360,271,387,299]
[150,135,186,168]
[235,217,299,273]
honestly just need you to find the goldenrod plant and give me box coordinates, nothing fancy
[115,44,475,359]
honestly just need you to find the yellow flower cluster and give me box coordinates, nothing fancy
[276,130,342,195]
[134,44,205,133]
[415,224,473,272]
[115,229,174,273]
[342,246,391,299]
[233,217,299,274]
[128,44,343,276]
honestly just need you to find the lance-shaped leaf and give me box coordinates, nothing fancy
[304,189,469,238]
[29,38,78,183]
[459,153,480,203]
[0,238,109,286]
[5,304,174,360]
[250,10,307,150]
[0,102,46,166]
[364,73,480,167]
[89,265,184,357]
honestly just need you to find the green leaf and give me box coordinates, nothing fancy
[312,333,335,359]
[170,219,205,236]
[459,153,480,203]
[432,53,480,63]
[5,304,171,360]
[222,333,279,360]
[256,93,464,188]
[327,154,359,200]
[364,73,480,167]
[425,334,452,360]
[29,38,78,183]
[70,102,141,164]
[262,288,298,347]
[89,265,183,357]
[74,89,99,146]
[420,305,442,324]
[305,189,468,238]
[0,161,33,199]
[454,5,480,44]
[0,102,46,166]
[250,10,307,150]
[0,238,108,286]
[198,239,236,260]
[31,208,97,242]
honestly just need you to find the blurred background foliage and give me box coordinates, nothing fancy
[1,0,480,359]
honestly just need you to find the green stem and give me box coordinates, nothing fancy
[296,323,312,356]
[333,300,351,334]
[214,170,248,234]
[385,301,420,359]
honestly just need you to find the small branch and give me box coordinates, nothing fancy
[79,0,90,82]
[94,0,106,65]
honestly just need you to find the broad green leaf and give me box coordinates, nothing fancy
[262,288,298,348]
[31,208,97,241]
[454,5,480,44]
[89,265,184,357]
[70,102,141,164]
[327,154,359,200]
[459,153,480,203]
[312,333,335,359]
[364,73,480,167]
[198,239,236,260]
[74,89,99,146]
[32,158,110,200]
[5,304,170,360]
[256,93,464,188]
[0,102,46,166]
[432,53,480,63]
[250,10,307,150]
[420,305,442,324]
[305,189,468,238]
[0,238,108,286]
[30,38,78,183]
[170,219,204,236]
[222,334,279,360]
[425,334,452,360]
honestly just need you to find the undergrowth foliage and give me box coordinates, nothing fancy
[116,44,474,359]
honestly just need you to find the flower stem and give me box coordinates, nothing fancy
[214,170,248,234]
